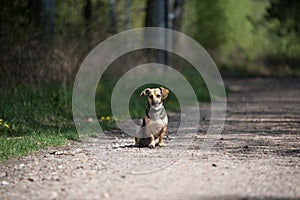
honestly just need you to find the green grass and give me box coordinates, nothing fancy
[0,64,211,161]
[0,86,77,161]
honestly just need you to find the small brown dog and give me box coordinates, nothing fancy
[135,87,169,148]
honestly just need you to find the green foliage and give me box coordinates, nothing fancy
[0,0,148,88]
[265,0,300,36]
[0,1,36,40]
[221,0,269,59]
[183,0,270,58]
[182,0,227,52]
[260,0,300,71]
[182,0,300,74]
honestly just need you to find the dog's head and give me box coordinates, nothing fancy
[140,87,169,109]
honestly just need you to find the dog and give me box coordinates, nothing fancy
[135,87,169,148]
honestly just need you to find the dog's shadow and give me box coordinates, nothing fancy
[111,143,163,149]
[111,143,135,149]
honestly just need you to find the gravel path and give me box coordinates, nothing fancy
[1,77,300,200]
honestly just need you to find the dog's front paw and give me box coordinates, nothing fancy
[158,142,166,147]
[148,143,155,148]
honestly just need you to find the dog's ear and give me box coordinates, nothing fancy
[140,88,150,96]
[160,87,169,99]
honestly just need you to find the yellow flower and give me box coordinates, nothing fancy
[0,119,2,124]
[4,123,9,129]
[100,116,105,121]
[106,116,111,121]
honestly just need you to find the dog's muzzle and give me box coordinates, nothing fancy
[152,101,160,106]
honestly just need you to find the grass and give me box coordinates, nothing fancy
[0,86,77,161]
[0,62,211,161]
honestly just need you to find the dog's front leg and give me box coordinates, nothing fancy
[158,125,167,147]
[149,134,155,148]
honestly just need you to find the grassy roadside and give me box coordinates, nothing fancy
[0,66,211,161]
[0,86,76,161]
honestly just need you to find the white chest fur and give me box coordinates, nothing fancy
[145,110,168,137]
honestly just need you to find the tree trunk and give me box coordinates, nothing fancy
[108,0,117,34]
[83,0,92,43]
[145,0,168,28]
[40,0,55,40]
[31,0,41,26]
[83,0,92,22]
[125,0,131,30]
[145,0,169,65]
[172,0,183,31]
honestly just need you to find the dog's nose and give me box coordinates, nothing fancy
[152,101,159,106]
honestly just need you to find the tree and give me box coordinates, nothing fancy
[263,0,300,69]
[145,0,169,65]
[185,0,227,52]
[145,0,168,28]
[171,0,184,31]
[108,0,117,34]
[83,0,92,22]
[265,0,300,36]
[40,0,55,40]
[125,0,131,30]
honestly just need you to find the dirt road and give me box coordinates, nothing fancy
[1,77,299,200]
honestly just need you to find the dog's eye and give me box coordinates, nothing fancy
[149,95,153,99]
[156,94,161,98]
